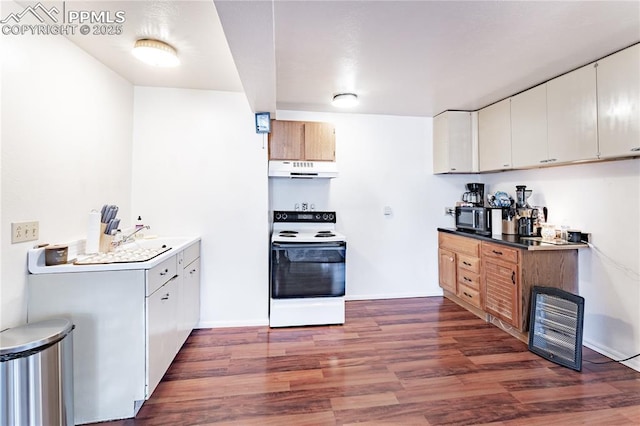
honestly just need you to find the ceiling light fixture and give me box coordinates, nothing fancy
[332,93,359,108]
[132,39,180,67]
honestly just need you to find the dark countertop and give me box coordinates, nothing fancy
[438,228,589,251]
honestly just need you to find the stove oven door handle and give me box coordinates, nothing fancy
[272,242,346,249]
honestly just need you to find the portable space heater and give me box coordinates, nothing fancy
[528,286,585,371]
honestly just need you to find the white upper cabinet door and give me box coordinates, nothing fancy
[433,111,473,174]
[511,84,548,168]
[596,44,640,158]
[547,63,598,164]
[479,98,512,172]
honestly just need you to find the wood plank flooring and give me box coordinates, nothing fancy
[93,297,640,425]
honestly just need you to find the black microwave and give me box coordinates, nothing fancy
[455,206,491,235]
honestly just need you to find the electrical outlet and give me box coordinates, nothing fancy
[444,207,455,216]
[11,221,39,243]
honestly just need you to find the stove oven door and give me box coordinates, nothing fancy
[271,242,346,298]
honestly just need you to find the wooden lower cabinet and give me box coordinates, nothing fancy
[437,231,579,340]
[483,256,519,326]
[438,232,483,312]
[438,248,456,293]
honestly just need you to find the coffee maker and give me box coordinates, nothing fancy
[462,183,485,206]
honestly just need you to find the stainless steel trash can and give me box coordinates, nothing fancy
[1,318,74,426]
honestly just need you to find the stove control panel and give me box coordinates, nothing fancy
[273,211,336,223]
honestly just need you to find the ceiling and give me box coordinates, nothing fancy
[59,1,639,117]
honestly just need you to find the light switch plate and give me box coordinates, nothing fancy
[11,221,39,243]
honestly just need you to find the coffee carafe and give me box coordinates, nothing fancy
[462,183,485,206]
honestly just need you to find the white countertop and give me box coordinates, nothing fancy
[28,236,200,274]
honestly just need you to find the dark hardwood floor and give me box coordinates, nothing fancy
[95,297,640,425]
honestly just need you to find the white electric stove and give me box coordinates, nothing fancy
[269,211,346,327]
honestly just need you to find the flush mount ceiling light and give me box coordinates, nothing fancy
[132,39,180,67]
[332,93,359,108]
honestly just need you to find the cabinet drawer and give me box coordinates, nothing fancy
[457,284,481,309]
[438,233,480,257]
[482,242,519,263]
[457,269,480,290]
[183,241,200,267]
[146,255,177,296]
[457,255,480,273]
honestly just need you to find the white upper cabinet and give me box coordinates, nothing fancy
[596,44,640,158]
[547,63,598,164]
[511,84,548,168]
[433,111,473,174]
[478,98,512,172]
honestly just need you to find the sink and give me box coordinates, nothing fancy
[28,236,200,274]
[74,245,171,265]
[119,237,191,250]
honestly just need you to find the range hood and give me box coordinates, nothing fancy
[268,160,338,178]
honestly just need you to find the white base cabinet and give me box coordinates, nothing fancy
[27,239,201,424]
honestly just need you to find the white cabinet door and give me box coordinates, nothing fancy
[146,276,178,397]
[597,44,640,158]
[479,98,512,171]
[547,63,598,163]
[433,111,472,174]
[511,84,548,168]
[184,258,201,333]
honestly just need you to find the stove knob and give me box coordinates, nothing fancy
[275,213,281,220]
[322,213,328,220]
[315,214,321,220]
[281,213,287,220]
[329,213,334,221]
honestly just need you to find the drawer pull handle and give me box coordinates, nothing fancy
[161,293,170,301]
[449,257,454,262]
[463,276,472,282]
[492,250,503,255]
[463,261,472,266]
[190,269,197,274]
[511,271,516,284]
[160,268,169,276]
[463,292,473,299]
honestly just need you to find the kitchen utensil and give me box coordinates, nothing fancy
[568,230,582,243]
[105,218,120,235]
[490,191,512,208]
[45,244,68,266]
[541,223,556,241]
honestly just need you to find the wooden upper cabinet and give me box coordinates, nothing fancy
[268,120,335,161]
[596,44,640,158]
[304,122,336,160]
[547,63,598,164]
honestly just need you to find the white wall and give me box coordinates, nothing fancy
[272,111,471,300]
[480,159,640,371]
[132,87,269,328]
[0,0,134,330]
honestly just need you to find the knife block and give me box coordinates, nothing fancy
[99,223,114,253]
